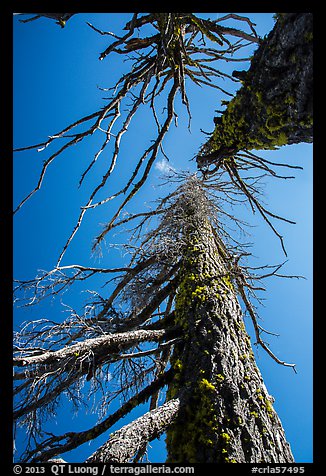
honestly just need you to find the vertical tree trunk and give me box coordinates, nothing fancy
[166,218,294,463]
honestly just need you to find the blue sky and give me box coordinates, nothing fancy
[13,13,313,463]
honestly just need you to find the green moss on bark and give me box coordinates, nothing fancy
[197,13,313,171]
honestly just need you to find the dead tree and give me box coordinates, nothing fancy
[162,181,294,463]
[14,175,299,463]
[14,12,259,265]
[197,12,313,174]
[13,13,308,464]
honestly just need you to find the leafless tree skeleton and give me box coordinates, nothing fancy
[14,13,307,463]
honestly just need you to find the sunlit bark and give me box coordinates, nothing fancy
[197,13,313,174]
[165,197,294,463]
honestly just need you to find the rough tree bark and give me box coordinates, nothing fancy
[13,13,307,464]
[13,177,297,463]
[197,12,313,173]
[164,199,294,463]
[71,180,294,464]
[86,397,183,463]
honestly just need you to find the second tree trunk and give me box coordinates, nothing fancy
[166,217,294,463]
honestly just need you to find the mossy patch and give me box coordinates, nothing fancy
[166,375,219,462]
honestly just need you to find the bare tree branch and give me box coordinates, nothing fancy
[24,368,174,462]
[86,395,184,463]
[14,12,260,264]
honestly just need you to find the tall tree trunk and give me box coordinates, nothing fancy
[166,216,294,463]
[197,12,313,172]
